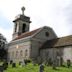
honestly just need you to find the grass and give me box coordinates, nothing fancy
[3,63,72,72]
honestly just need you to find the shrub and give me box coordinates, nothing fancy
[3,62,8,70]
[24,59,31,65]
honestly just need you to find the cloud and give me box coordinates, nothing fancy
[0,0,72,42]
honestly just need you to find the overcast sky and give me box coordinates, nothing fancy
[0,0,72,42]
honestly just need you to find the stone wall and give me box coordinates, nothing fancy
[8,40,31,62]
[40,46,72,63]
[62,46,72,62]
[33,26,57,42]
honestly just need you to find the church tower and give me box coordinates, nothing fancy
[12,7,31,39]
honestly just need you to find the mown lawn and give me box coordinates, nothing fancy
[4,63,72,72]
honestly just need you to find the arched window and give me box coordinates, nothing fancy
[20,50,23,57]
[25,49,28,57]
[22,24,26,32]
[12,51,14,58]
[15,23,17,32]
[16,51,18,58]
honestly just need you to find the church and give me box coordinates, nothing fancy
[8,7,72,64]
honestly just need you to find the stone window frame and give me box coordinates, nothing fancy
[20,50,23,57]
[25,49,28,57]
[16,51,18,58]
[12,51,14,58]
[22,23,26,32]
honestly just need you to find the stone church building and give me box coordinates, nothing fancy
[8,7,72,64]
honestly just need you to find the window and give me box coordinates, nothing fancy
[22,24,26,32]
[16,51,18,58]
[45,32,49,37]
[12,51,14,57]
[25,49,28,57]
[20,50,23,57]
[56,51,60,56]
[15,23,17,32]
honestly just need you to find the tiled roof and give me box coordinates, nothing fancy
[13,28,41,41]
[41,35,72,48]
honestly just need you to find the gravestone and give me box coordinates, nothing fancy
[19,61,22,65]
[52,60,56,69]
[22,61,25,67]
[0,66,3,72]
[67,59,71,68]
[12,63,16,68]
[48,58,52,66]
[10,60,13,64]
[60,57,63,66]
[19,62,22,67]
[39,64,44,72]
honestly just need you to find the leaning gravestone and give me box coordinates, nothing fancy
[0,66,4,72]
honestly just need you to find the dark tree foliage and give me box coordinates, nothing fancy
[0,33,7,61]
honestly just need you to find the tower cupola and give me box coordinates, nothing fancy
[12,7,31,40]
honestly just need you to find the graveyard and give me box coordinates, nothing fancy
[0,61,72,72]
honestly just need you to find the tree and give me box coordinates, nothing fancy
[0,33,7,61]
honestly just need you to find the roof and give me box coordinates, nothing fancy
[13,28,41,41]
[41,35,72,49]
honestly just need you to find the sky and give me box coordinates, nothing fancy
[0,0,72,42]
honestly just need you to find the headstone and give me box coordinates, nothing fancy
[19,61,22,65]
[0,66,3,72]
[12,63,16,68]
[39,64,44,72]
[67,59,71,68]
[24,59,27,65]
[22,61,25,67]
[60,57,63,66]
[48,58,52,66]
[52,60,56,70]
[10,60,13,64]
